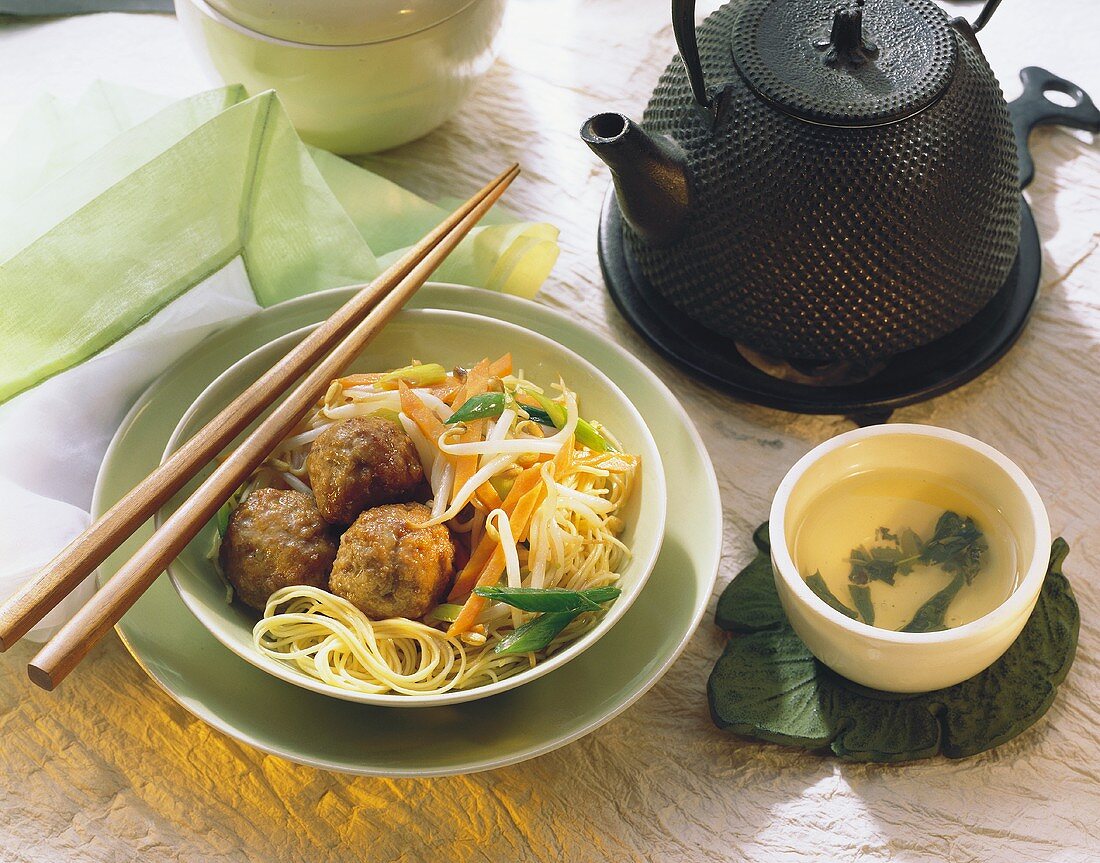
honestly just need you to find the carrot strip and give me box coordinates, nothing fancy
[342,371,461,402]
[553,433,574,476]
[427,381,462,403]
[446,437,575,634]
[447,480,547,636]
[337,373,384,387]
[475,481,504,511]
[398,381,447,450]
[446,465,543,602]
[451,359,491,496]
[489,353,512,378]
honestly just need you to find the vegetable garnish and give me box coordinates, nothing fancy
[473,585,621,613]
[520,389,617,453]
[375,362,448,389]
[370,408,402,425]
[447,477,547,635]
[216,486,247,537]
[494,611,578,656]
[425,603,465,623]
[446,465,545,603]
[446,392,506,424]
[486,585,620,654]
[451,358,491,501]
[398,381,450,458]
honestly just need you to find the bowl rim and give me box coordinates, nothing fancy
[769,423,1051,644]
[158,307,667,707]
[182,0,487,49]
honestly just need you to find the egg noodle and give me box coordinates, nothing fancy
[228,359,639,696]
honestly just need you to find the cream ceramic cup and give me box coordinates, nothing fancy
[769,424,1050,693]
[177,0,505,154]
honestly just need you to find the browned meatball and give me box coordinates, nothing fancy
[219,488,337,611]
[329,502,455,620]
[307,417,424,526]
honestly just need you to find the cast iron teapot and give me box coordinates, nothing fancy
[582,0,1054,364]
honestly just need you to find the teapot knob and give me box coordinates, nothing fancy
[816,0,879,68]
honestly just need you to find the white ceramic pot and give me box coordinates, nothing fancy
[769,424,1050,693]
[177,0,506,154]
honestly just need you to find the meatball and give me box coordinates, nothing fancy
[307,417,424,526]
[329,502,455,620]
[219,488,337,611]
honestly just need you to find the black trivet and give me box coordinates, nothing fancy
[600,189,1038,423]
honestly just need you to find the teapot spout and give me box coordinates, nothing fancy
[581,113,690,247]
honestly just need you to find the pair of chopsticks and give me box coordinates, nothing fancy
[0,163,521,691]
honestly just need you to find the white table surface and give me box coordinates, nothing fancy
[1,2,1098,861]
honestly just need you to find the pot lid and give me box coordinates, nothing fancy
[730,0,959,127]
[205,0,480,46]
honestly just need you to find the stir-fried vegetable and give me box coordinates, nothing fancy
[424,603,465,622]
[483,585,621,655]
[375,362,448,389]
[447,475,548,635]
[370,408,402,425]
[493,611,577,655]
[398,381,449,455]
[474,585,621,613]
[446,439,575,635]
[216,486,246,537]
[446,392,507,424]
[520,389,616,453]
[451,358,491,500]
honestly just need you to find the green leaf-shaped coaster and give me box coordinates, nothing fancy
[708,524,1079,762]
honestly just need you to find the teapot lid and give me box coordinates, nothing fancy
[730,0,959,127]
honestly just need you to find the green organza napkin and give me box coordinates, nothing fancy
[0,82,558,640]
[0,83,559,404]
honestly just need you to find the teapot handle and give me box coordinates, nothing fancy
[672,0,709,108]
[1009,67,1100,188]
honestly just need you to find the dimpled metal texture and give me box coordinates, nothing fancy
[631,1,1020,362]
[731,0,957,126]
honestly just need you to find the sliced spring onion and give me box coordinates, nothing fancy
[446,392,506,424]
[474,585,621,613]
[494,611,578,656]
[521,405,557,427]
[215,486,246,537]
[523,390,566,426]
[371,408,402,424]
[521,389,616,453]
[425,603,465,622]
[576,420,616,453]
[375,363,447,390]
[489,474,515,501]
[216,501,232,537]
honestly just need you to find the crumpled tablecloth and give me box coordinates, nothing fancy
[0,2,1097,862]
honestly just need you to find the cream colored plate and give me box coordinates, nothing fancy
[94,284,721,776]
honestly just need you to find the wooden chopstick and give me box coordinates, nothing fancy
[0,164,518,655]
[21,163,519,689]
